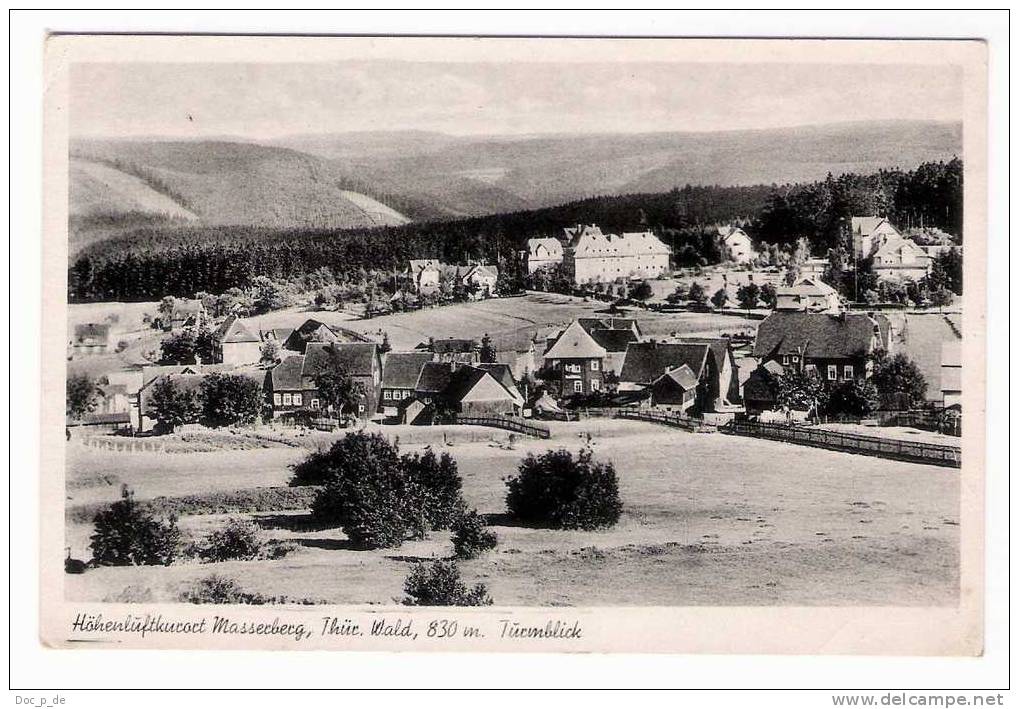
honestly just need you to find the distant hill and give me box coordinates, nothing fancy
[67,139,414,250]
[274,120,962,217]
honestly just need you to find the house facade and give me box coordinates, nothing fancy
[213,315,262,365]
[379,351,433,416]
[775,277,842,313]
[542,320,608,397]
[753,311,891,386]
[561,224,671,284]
[575,317,641,376]
[458,264,499,298]
[525,237,565,273]
[619,339,741,414]
[718,226,755,263]
[267,342,383,420]
[851,216,902,259]
[408,259,442,292]
[412,362,522,419]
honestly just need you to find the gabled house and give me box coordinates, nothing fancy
[851,216,902,259]
[408,259,442,293]
[618,339,741,414]
[267,342,384,420]
[379,351,433,416]
[281,318,340,353]
[169,300,206,331]
[416,337,481,365]
[561,224,671,284]
[576,317,641,375]
[458,264,499,299]
[410,362,522,420]
[647,364,700,413]
[525,237,565,273]
[718,225,756,263]
[70,322,111,356]
[542,320,608,397]
[213,315,261,365]
[870,234,931,281]
[753,311,891,386]
[775,277,842,314]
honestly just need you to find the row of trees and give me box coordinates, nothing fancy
[147,373,264,431]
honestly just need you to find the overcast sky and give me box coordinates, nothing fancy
[71,60,962,139]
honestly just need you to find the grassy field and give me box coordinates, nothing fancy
[65,420,959,607]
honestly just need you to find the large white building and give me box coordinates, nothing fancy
[561,224,671,284]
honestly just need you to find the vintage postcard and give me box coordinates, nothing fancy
[41,35,987,653]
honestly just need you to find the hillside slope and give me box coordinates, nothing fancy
[68,139,412,241]
[278,120,962,217]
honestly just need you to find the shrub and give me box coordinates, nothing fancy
[402,447,463,530]
[825,379,880,418]
[307,434,464,549]
[188,518,263,562]
[451,508,497,559]
[200,372,263,427]
[178,575,271,604]
[402,561,492,606]
[505,448,622,530]
[90,486,181,566]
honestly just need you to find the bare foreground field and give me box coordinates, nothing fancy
[64,420,959,607]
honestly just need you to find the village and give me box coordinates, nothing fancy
[63,214,963,607]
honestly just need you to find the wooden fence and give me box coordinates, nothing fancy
[454,415,551,439]
[721,420,961,468]
[614,408,716,433]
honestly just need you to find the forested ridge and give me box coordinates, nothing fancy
[68,158,962,303]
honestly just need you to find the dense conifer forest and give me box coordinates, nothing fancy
[68,158,961,303]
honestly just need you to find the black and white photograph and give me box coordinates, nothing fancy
[35,32,990,660]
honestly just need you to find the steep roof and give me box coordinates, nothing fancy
[527,237,564,258]
[577,316,640,336]
[269,354,305,391]
[476,363,521,400]
[654,363,698,391]
[382,352,433,389]
[588,328,639,353]
[544,320,608,360]
[753,311,880,360]
[778,276,839,298]
[420,337,479,355]
[415,361,454,394]
[619,341,713,384]
[283,319,340,352]
[303,342,378,378]
[442,366,492,402]
[568,226,671,258]
[215,315,260,344]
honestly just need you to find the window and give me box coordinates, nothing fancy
[311,399,320,409]
[573,381,583,393]
[383,390,391,400]
[591,379,601,391]
[358,404,365,413]
[791,355,799,364]
[293,393,302,407]
[273,393,282,406]
[590,360,600,371]
[782,354,790,365]
[827,365,837,381]
[843,365,854,380]
[805,364,817,376]
[282,393,292,406]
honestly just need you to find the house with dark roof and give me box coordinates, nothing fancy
[576,317,641,374]
[415,337,481,365]
[542,320,608,397]
[619,338,741,414]
[647,364,700,413]
[213,315,262,365]
[753,311,891,387]
[70,322,111,356]
[282,319,340,353]
[267,342,383,420]
[410,362,521,421]
[379,351,433,415]
[169,300,206,331]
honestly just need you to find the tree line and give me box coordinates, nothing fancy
[68,159,962,303]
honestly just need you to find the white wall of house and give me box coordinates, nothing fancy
[222,341,262,365]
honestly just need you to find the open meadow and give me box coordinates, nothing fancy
[65,419,959,607]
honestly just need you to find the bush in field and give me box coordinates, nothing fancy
[148,377,201,432]
[90,486,181,566]
[308,433,463,549]
[178,575,272,604]
[451,508,497,560]
[402,561,492,606]
[402,447,463,531]
[66,372,98,419]
[505,448,622,530]
[200,372,263,427]
[188,518,263,562]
